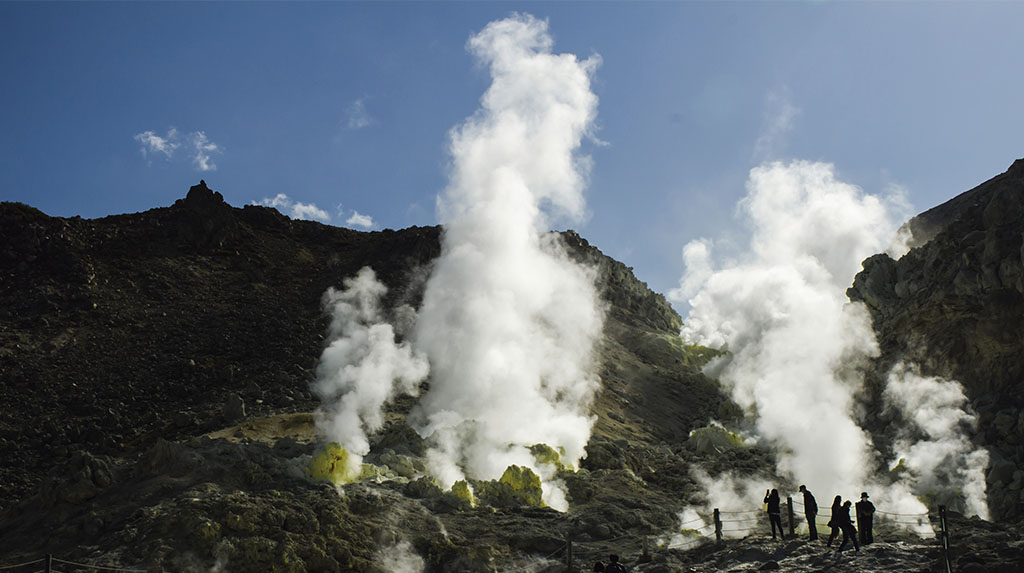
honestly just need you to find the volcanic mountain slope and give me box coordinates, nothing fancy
[849,158,1024,523]
[1,178,1023,572]
[0,182,735,570]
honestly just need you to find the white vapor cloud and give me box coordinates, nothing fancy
[134,128,180,159]
[254,193,331,223]
[190,131,220,172]
[313,267,430,474]
[347,98,374,129]
[377,541,425,573]
[752,88,800,162]
[133,127,221,172]
[884,362,990,519]
[678,160,989,522]
[346,211,376,229]
[409,13,603,510]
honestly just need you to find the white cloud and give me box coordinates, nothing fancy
[134,128,180,159]
[190,131,221,172]
[254,193,330,223]
[346,210,375,229]
[346,98,374,129]
[292,202,331,222]
[133,127,222,172]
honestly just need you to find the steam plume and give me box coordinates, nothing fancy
[884,362,990,519]
[677,160,989,521]
[678,161,903,495]
[411,14,603,509]
[313,267,429,474]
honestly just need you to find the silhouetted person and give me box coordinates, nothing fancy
[836,500,860,555]
[826,495,842,547]
[856,492,875,545]
[593,561,606,573]
[799,485,818,541]
[764,488,784,540]
[605,554,627,573]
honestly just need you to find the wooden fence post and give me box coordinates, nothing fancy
[566,536,573,571]
[45,554,52,573]
[939,505,951,573]
[714,508,723,543]
[787,496,795,537]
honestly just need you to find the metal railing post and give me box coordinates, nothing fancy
[939,505,951,573]
[787,496,795,537]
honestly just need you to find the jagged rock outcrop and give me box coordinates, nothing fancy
[849,158,1024,522]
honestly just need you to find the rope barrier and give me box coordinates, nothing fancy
[52,558,146,572]
[666,537,705,551]
[875,509,930,517]
[0,559,44,571]
[717,510,760,515]
[0,557,144,573]
[540,544,565,561]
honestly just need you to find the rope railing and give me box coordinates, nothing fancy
[52,558,146,572]
[717,509,760,515]
[0,556,145,573]
[0,558,45,571]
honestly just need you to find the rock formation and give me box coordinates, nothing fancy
[850,158,1024,522]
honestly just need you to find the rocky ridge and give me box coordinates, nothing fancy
[849,158,1024,523]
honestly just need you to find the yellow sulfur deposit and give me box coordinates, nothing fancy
[451,480,477,508]
[529,443,570,472]
[474,465,544,508]
[309,443,359,485]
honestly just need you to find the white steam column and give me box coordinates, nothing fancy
[411,14,604,510]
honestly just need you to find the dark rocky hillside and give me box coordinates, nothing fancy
[849,158,1024,523]
[0,182,735,571]
[2,176,1023,572]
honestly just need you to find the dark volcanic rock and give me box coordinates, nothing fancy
[0,182,731,570]
[849,158,1024,522]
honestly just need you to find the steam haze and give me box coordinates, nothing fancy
[677,160,989,522]
[411,14,604,508]
[313,267,430,474]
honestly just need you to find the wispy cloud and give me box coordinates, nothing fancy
[255,193,330,223]
[752,87,800,162]
[134,128,180,159]
[133,127,222,172]
[346,98,374,130]
[346,210,375,229]
[190,131,220,172]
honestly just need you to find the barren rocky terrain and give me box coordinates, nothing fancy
[2,170,1024,572]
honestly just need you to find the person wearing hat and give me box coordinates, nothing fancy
[855,492,875,545]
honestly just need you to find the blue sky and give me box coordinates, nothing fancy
[2,2,1022,304]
